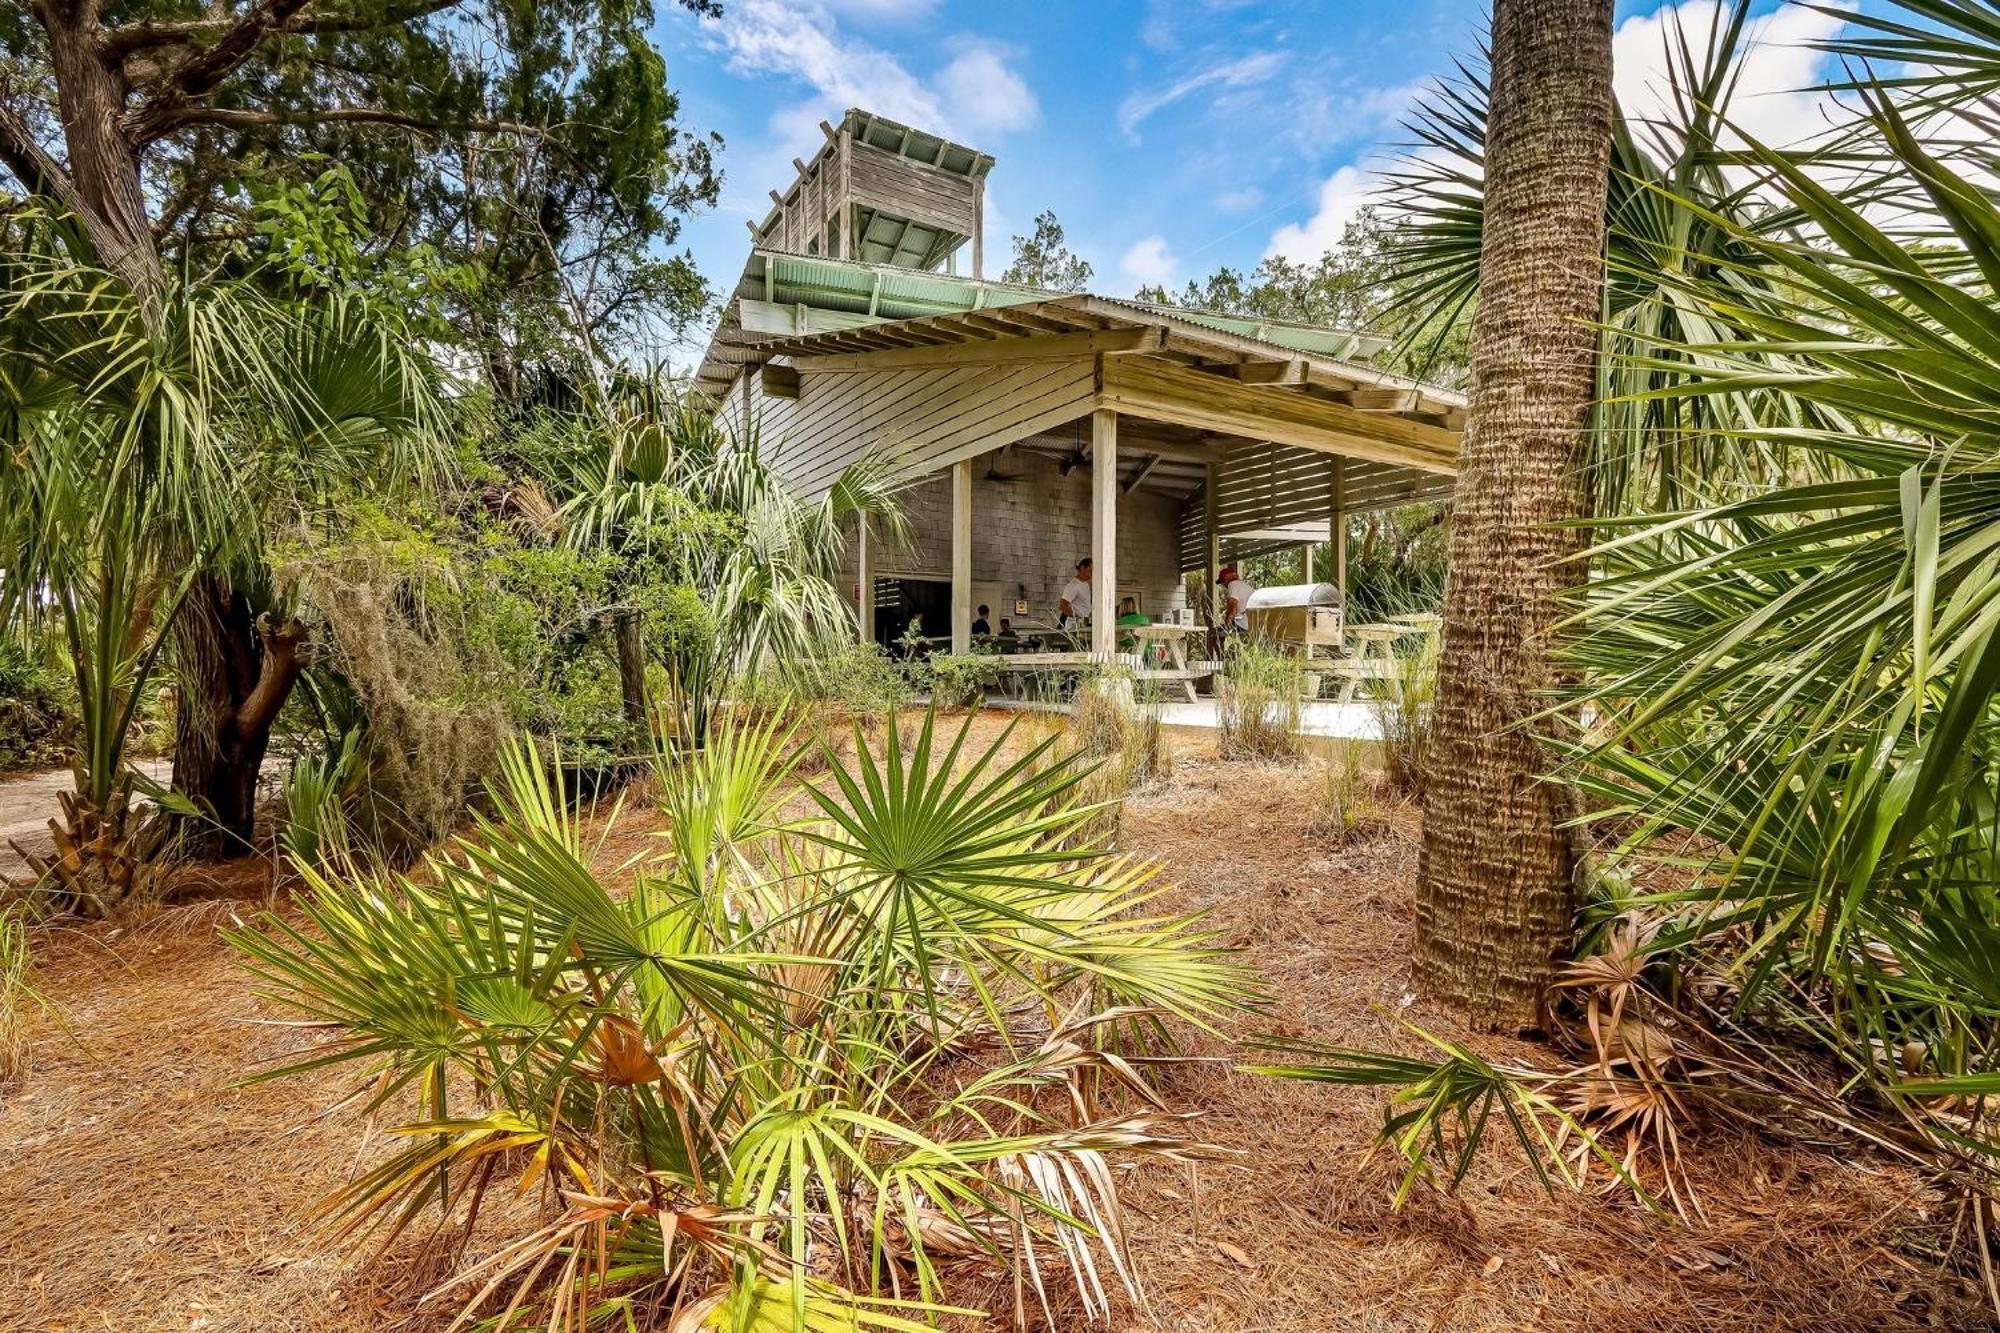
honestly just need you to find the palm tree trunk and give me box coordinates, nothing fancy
[1413,0,1614,1033]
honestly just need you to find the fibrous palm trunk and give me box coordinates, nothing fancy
[1413,0,1614,1033]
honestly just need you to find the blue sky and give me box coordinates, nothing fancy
[653,0,1867,342]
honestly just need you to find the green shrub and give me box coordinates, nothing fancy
[915,650,1000,708]
[0,639,74,773]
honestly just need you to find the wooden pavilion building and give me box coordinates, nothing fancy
[695,108,1462,664]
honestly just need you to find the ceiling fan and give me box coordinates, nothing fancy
[982,444,1025,482]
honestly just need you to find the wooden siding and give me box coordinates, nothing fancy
[729,356,1098,497]
[1174,441,1454,570]
[847,142,978,238]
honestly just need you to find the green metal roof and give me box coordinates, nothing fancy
[749,251,1384,359]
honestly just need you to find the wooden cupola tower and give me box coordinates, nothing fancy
[749,108,994,277]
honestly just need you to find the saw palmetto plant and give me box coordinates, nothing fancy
[231,707,1253,1329]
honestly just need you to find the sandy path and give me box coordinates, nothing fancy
[0,761,173,879]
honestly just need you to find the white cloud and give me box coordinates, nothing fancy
[1216,186,1263,213]
[936,46,1038,136]
[1117,51,1288,142]
[1613,0,1853,152]
[705,0,1035,153]
[1265,164,1380,263]
[819,0,939,19]
[1265,1,1857,263]
[1119,235,1179,289]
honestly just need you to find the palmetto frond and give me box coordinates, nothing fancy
[1384,0,1852,509]
[1551,59,2000,1184]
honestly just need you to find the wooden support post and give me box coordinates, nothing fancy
[1204,460,1222,621]
[951,460,973,654]
[857,515,875,646]
[1091,409,1118,658]
[972,176,985,280]
[836,123,852,258]
[1330,456,1349,606]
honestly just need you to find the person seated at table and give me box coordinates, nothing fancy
[972,603,992,636]
[1115,597,1149,655]
[997,616,1014,637]
[1217,565,1255,633]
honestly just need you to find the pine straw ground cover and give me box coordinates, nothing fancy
[0,714,1980,1332]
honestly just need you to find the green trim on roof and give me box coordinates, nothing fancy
[746,251,1384,359]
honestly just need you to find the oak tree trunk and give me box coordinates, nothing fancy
[614,610,648,728]
[1413,0,1614,1033]
[171,576,308,856]
[38,12,163,308]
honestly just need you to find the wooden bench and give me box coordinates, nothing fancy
[986,651,1139,701]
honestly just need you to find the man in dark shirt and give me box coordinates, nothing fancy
[972,604,992,636]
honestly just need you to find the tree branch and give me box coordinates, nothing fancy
[0,98,87,219]
[235,614,309,738]
[100,0,466,65]
[134,102,556,144]
[167,0,316,102]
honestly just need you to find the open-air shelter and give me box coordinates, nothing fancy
[695,108,1463,671]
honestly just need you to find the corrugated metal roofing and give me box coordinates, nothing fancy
[693,251,1426,402]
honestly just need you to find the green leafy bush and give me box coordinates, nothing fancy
[0,639,74,774]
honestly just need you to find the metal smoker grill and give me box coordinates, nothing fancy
[1243,582,1345,653]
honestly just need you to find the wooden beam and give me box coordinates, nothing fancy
[790,327,1161,374]
[1098,357,1459,475]
[972,176,984,279]
[1091,410,1119,657]
[1220,358,1306,385]
[1204,461,1222,612]
[1336,388,1422,412]
[760,363,800,399]
[951,460,973,654]
[736,299,883,339]
[1330,457,1349,610]
[1122,452,1162,494]
[857,515,875,645]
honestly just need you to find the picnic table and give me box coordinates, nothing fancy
[1126,623,1211,701]
[1314,619,1435,704]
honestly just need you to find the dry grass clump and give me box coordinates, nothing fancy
[1311,740,1389,845]
[1371,633,1437,800]
[1217,642,1305,763]
[0,905,40,1081]
[1066,678,1173,843]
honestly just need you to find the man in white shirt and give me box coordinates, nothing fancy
[1217,564,1255,633]
[1059,557,1093,625]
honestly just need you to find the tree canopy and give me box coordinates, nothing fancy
[0,0,722,385]
[1000,208,1093,292]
